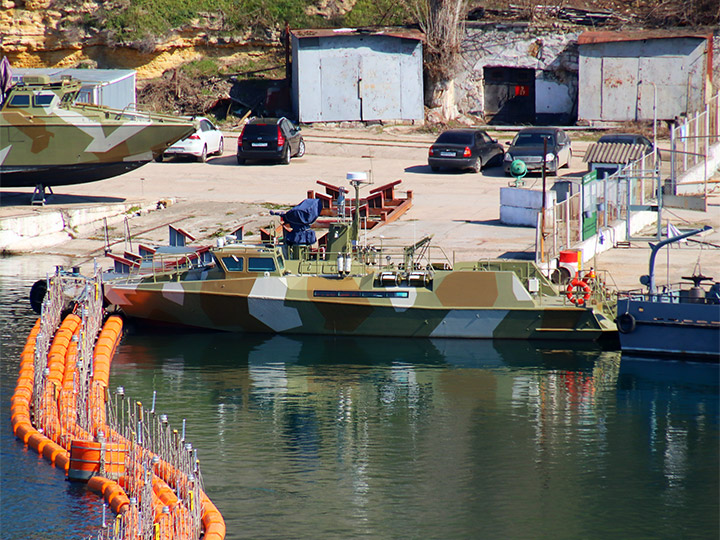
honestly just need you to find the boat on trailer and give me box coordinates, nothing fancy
[0,69,196,201]
[103,195,618,341]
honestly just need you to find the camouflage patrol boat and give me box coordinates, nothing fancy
[103,200,618,341]
[0,73,195,190]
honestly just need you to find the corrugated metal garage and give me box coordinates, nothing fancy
[578,30,713,124]
[12,68,136,110]
[290,28,424,123]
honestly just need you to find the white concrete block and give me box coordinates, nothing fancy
[500,205,539,227]
[500,187,557,209]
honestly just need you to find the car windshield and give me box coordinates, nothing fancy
[435,132,473,146]
[513,133,555,147]
[599,135,638,144]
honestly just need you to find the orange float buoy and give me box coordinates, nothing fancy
[14,422,36,442]
[27,432,50,453]
[91,478,130,514]
[42,440,68,466]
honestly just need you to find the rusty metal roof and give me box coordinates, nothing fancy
[578,29,712,45]
[583,142,648,164]
[291,27,424,42]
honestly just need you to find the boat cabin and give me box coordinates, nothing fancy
[213,246,285,276]
[1,75,78,111]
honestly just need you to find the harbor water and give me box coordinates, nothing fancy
[1,255,718,539]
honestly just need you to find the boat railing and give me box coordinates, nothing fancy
[106,250,210,284]
[618,283,720,305]
[69,101,196,124]
[293,243,454,277]
[582,268,618,317]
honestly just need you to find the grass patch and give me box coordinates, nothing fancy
[181,58,222,78]
[102,0,322,42]
[261,202,291,210]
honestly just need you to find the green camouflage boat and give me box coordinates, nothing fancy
[0,73,195,189]
[103,198,617,341]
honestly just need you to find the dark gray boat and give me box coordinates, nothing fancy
[615,226,720,360]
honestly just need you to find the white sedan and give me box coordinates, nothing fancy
[158,117,224,163]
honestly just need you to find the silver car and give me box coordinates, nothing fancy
[503,127,572,175]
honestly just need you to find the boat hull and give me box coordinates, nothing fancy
[0,161,148,187]
[616,297,720,360]
[105,272,614,341]
[0,105,195,188]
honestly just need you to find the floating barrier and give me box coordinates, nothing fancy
[11,267,225,540]
[68,440,127,481]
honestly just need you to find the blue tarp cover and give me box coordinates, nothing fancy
[274,198,322,245]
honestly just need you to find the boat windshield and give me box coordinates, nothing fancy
[222,255,244,272]
[33,94,55,107]
[248,257,276,273]
[7,93,30,108]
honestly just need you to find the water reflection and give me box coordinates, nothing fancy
[115,329,615,369]
[2,254,717,540]
[618,356,718,513]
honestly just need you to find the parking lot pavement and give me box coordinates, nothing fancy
[1,126,717,290]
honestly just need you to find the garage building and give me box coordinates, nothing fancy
[290,28,424,124]
[578,30,713,124]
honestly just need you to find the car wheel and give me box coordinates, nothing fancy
[198,145,207,163]
[564,150,572,168]
[470,157,481,173]
[216,137,224,156]
[154,154,164,163]
[282,146,291,165]
[236,156,245,165]
[295,139,305,158]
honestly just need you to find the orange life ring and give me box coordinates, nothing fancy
[566,278,591,306]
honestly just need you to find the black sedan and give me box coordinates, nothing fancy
[428,129,504,173]
[503,127,572,176]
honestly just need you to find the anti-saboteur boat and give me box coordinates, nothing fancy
[102,196,618,341]
[615,226,720,360]
[0,71,196,191]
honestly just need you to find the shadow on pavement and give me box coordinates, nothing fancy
[205,156,300,167]
[454,218,517,228]
[0,191,127,207]
[404,164,507,176]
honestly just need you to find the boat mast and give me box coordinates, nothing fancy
[347,172,368,246]
[646,225,711,294]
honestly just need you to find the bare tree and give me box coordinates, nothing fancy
[413,0,468,120]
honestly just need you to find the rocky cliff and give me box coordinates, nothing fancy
[0,0,291,78]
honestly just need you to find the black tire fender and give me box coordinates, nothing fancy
[29,279,47,314]
[616,312,636,334]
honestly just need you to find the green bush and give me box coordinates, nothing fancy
[341,0,415,26]
[103,0,320,42]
